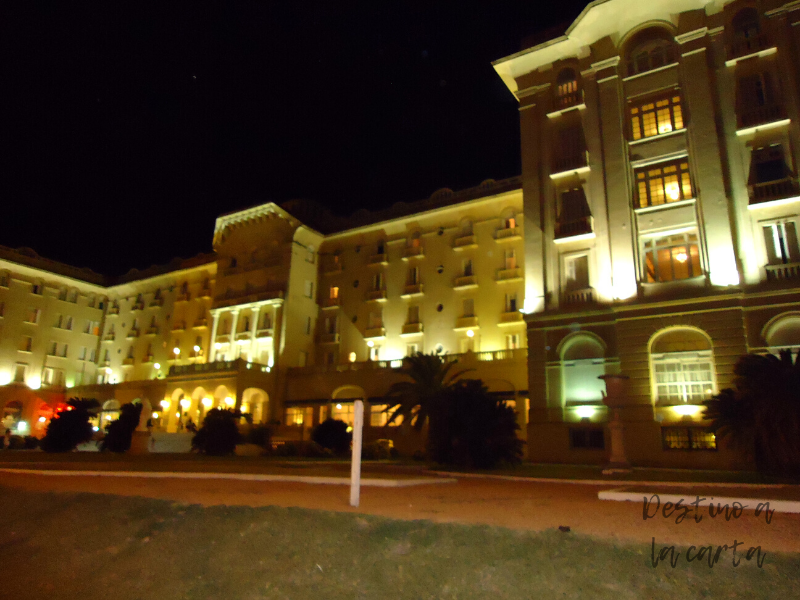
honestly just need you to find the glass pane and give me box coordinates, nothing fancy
[671,246,691,280]
[657,248,673,281]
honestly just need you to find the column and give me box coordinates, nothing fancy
[208,312,220,362]
[229,310,240,360]
[249,306,261,362]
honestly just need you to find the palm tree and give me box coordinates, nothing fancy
[384,352,473,430]
[704,350,800,477]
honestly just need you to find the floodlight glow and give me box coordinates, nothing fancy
[675,251,688,263]
[672,404,703,417]
[38,416,46,423]
[202,397,212,408]
[367,340,374,347]
[173,347,180,355]
[214,342,222,350]
[336,403,342,410]
[152,412,158,419]
[466,329,474,338]
[0,372,11,385]
[105,367,113,375]
[193,345,201,352]
[160,400,170,409]
[224,397,234,406]
[16,421,27,433]
[575,406,597,419]
[93,426,99,432]
[179,398,190,409]
[27,377,41,390]
[154,363,161,370]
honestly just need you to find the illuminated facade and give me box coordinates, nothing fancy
[493,0,800,468]
[0,180,527,450]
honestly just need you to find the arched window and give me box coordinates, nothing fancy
[732,8,760,42]
[555,68,580,109]
[763,313,800,349]
[626,30,676,77]
[560,334,607,404]
[649,328,715,405]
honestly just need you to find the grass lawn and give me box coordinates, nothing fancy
[0,487,798,599]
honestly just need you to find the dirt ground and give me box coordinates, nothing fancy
[2,470,798,554]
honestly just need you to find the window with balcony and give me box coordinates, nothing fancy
[463,259,473,277]
[626,36,676,77]
[749,144,798,204]
[407,266,419,286]
[31,281,43,295]
[376,240,386,255]
[630,93,684,140]
[662,427,717,451]
[556,187,592,239]
[635,159,693,208]
[643,231,702,283]
[504,293,517,313]
[304,280,314,298]
[552,125,587,173]
[329,286,339,300]
[564,254,590,302]
[19,336,33,353]
[555,67,580,110]
[506,334,520,350]
[460,219,473,236]
[737,72,783,128]
[763,221,800,267]
[406,343,419,357]
[407,305,420,324]
[462,298,475,317]
[372,272,384,291]
[25,308,41,324]
[728,7,768,59]
[14,364,26,382]
[504,249,517,270]
[0,271,9,287]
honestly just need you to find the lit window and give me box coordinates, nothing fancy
[285,407,305,426]
[370,404,402,427]
[627,38,675,77]
[764,221,800,265]
[643,231,702,282]
[555,68,580,108]
[630,94,683,140]
[650,328,715,405]
[332,402,355,426]
[329,286,339,299]
[635,160,693,208]
[662,427,717,451]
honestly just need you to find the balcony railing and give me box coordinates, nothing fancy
[495,227,520,241]
[176,293,190,302]
[149,298,164,308]
[143,354,154,363]
[214,288,284,309]
[366,289,387,301]
[319,332,340,344]
[552,151,589,175]
[235,331,251,342]
[401,322,423,335]
[364,326,386,339]
[401,246,424,260]
[554,88,583,111]
[368,253,388,266]
[169,358,271,377]
[216,334,231,344]
[146,326,159,335]
[122,357,134,365]
[455,316,479,329]
[107,307,120,315]
[496,268,522,282]
[193,318,208,329]
[256,328,274,339]
[131,302,145,311]
[738,103,786,130]
[453,234,477,250]
[499,311,524,325]
[172,321,186,331]
[727,32,772,61]
[322,297,340,308]
[127,329,139,339]
[766,262,800,281]
[453,275,478,289]
[401,283,423,297]
[323,260,343,274]
[103,333,115,342]
[555,216,594,240]
[563,287,594,305]
[750,178,799,205]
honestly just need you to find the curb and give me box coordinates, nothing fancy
[598,488,800,514]
[0,468,457,488]
[425,470,791,488]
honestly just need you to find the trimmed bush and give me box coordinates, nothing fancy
[24,436,39,450]
[7,435,25,450]
[273,440,330,458]
[41,398,99,453]
[311,419,352,455]
[361,439,396,460]
[100,402,143,453]
[192,408,243,456]
[245,424,272,450]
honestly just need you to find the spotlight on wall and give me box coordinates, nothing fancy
[575,406,597,419]
[214,342,222,350]
[366,340,374,347]
[224,397,234,407]
[672,404,703,418]
[466,329,475,338]
[173,347,181,356]
[202,397,213,408]
[153,363,161,370]
[160,400,170,409]
[193,345,201,352]
[179,398,190,409]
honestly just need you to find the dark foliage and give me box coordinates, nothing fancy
[100,402,143,453]
[311,419,352,455]
[24,436,39,450]
[273,440,331,458]
[191,408,243,456]
[428,379,524,469]
[361,439,398,460]
[245,424,272,449]
[384,352,473,430]
[7,435,25,450]
[41,398,99,453]
[704,350,800,476]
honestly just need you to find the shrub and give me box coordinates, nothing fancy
[41,398,99,453]
[412,450,426,461]
[273,440,330,458]
[192,408,243,456]
[428,379,524,469]
[100,402,143,453]
[7,435,25,450]
[24,436,39,450]
[361,439,395,460]
[245,424,272,450]
[311,419,352,455]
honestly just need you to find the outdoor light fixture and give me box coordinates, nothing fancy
[336,403,342,410]
[0,372,11,385]
[675,251,688,263]
[153,362,161,370]
[93,426,99,432]
[224,397,234,407]
[672,404,703,418]
[27,378,41,390]
[367,340,374,347]
[193,345,201,352]
[38,416,46,423]
[202,397,212,408]
[105,367,112,375]
[349,352,357,362]
[214,342,222,350]
[179,398,190,409]
[466,329,474,338]
[575,406,597,419]
[175,412,180,418]
[160,400,170,409]
[173,347,181,355]
[17,421,27,433]
[151,412,158,419]
[666,182,680,201]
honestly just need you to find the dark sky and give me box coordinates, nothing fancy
[3,1,587,277]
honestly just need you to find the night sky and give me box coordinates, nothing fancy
[3,1,587,277]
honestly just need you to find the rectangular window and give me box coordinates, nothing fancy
[31,283,43,295]
[504,293,517,313]
[305,316,312,335]
[738,73,773,109]
[14,363,27,382]
[79,347,87,361]
[368,311,383,329]
[564,254,590,291]
[408,267,419,285]
[506,334,520,350]
[463,259,473,277]
[285,407,305,426]
[652,352,714,404]
[325,315,337,334]
[64,316,73,330]
[569,428,605,449]
[370,404,402,427]
[18,336,33,352]
[635,160,693,208]
[630,94,684,140]
[369,345,381,361]
[304,280,314,298]
[407,305,420,324]
[89,348,97,362]
[25,308,41,324]
[329,286,339,299]
[373,272,384,291]
[763,222,800,265]
[462,298,474,317]
[504,249,517,270]
[662,427,717,451]
[643,231,702,282]
[750,144,789,184]
[0,302,4,317]
[406,343,419,356]
[0,272,8,287]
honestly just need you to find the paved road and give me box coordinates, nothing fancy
[1,470,797,553]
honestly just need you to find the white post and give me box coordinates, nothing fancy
[350,399,364,507]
